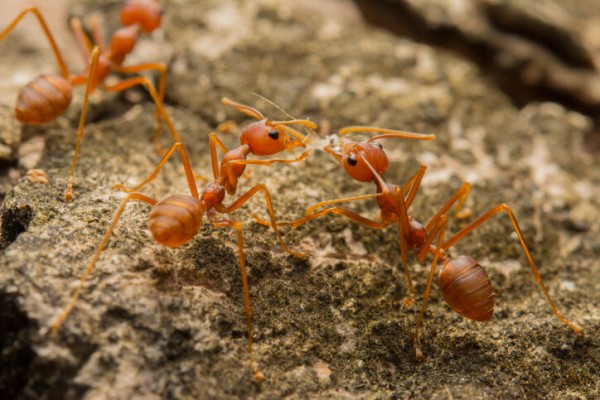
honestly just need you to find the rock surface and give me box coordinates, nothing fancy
[352,0,600,138]
[0,0,598,399]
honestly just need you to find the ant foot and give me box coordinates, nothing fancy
[414,346,425,362]
[64,188,74,202]
[402,296,414,309]
[251,360,265,383]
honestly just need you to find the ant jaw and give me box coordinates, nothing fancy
[284,139,306,151]
[323,145,342,161]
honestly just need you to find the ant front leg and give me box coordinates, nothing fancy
[229,150,309,169]
[440,203,583,334]
[50,193,158,330]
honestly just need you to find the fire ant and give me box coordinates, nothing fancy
[0,1,180,201]
[256,128,583,359]
[49,98,316,380]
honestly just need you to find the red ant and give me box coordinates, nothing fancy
[0,1,180,201]
[49,98,316,380]
[256,128,583,360]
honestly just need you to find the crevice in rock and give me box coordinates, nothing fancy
[0,292,35,399]
[0,203,33,248]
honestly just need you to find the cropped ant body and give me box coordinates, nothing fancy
[1,1,179,200]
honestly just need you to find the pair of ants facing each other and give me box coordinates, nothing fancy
[50,101,582,378]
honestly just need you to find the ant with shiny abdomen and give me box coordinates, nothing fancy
[256,129,583,360]
[49,98,316,380]
[0,1,180,201]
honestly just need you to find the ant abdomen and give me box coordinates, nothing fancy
[15,74,73,124]
[439,255,494,322]
[148,194,205,247]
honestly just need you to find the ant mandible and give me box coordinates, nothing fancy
[49,98,316,380]
[0,1,180,201]
[257,129,583,359]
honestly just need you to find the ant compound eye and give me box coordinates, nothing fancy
[268,129,280,140]
[372,141,383,149]
[347,154,358,166]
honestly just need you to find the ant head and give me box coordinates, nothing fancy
[240,120,304,156]
[326,140,388,182]
[120,0,163,34]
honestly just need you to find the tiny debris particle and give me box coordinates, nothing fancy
[313,359,332,385]
[26,169,48,184]
[559,280,576,292]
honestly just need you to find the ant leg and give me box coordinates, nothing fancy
[254,206,389,230]
[413,216,448,361]
[87,15,105,52]
[251,194,386,228]
[441,204,583,333]
[394,187,415,308]
[69,17,93,66]
[403,165,427,210]
[305,193,385,216]
[209,133,229,180]
[0,6,69,78]
[113,63,168,152]
[64,47,100,202]
[114,142,199,199]
[102,76,182,148]
[208,218,263,381]
[50,193,157,330]
[424,182,471,234]
[219,184,307,259]
[229,150,309,169]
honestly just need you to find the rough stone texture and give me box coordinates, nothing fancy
[0,0,599,399]
[352,0,600,140]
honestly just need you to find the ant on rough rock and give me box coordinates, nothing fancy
[256,129,583,360]
[0,1,179,201]
[49,98,316,381]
